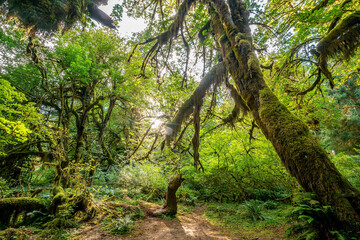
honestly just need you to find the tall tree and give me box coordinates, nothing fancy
[1,0,359,231]
[129,0,360,230]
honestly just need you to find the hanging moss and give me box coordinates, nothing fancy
[2,0,114,33]
[316,11,360,87]
[166,62,226,142]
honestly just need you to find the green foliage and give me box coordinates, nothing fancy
[252,188,289,201]
[94,162,168,200]
[0,177,9,198]
[0,78,41,153]
[111,4,123,23]
[0,228,29,240]
[181,127,291,202]
[262,200,280,210]
[205,202,290,239]
[30,167,56,187]
[242,200,268,222]
[286,193,357,240]
[177,187,198,206]
[322,77,360,154]
[330,153,360,188]
[110,216,134,235]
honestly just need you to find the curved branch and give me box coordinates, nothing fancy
[88,4,116,29]
[166,62,227,142]
[316,11,360,88]
[129,0,196,70]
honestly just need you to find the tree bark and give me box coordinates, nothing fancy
[209,0,360,230]
[149,174,185,216]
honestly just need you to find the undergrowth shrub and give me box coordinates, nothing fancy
[263,200,280,210]
[177,187,198,206]
[30,167,56,186]
[286,193,357,240]
[251,188,289,201]
[94,162,168,201]
[111,215,134,235]
[330,153,360,188]
[241,200,268,222]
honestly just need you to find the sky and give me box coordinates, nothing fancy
[98,1,147,35]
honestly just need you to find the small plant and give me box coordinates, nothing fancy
[178,187,198,206]
[286,192,357,240]
[241,200,268,222]
[263,200,279,210]
[0,177,9,198]
[111,215,134,235]
[131,207,144,220]
[252,188,289,201]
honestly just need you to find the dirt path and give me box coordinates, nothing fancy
[72,206,235,240]
[126,207,233,240]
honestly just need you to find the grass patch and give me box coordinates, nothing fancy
[204,202,292,239]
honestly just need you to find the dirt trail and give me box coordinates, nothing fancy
[126,207,233,240]
[72,207,235,240]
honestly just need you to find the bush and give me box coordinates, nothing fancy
[241,200,267,222]
[286,193,357,240]
[252,188,289,201]
[177,187,198,206]
[111,216,134,235]
[93,162,169,201]
[263,200,279,210]
[30,167,56,186]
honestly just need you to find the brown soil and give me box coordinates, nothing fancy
[71,206,234,240]
[45,204,286,240]
[126,206,233,240]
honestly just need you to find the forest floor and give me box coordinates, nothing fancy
[2,201,288,240]
[69,205,287,240]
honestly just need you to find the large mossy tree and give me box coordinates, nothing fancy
[1,0,359,232]
[127,0,360,230]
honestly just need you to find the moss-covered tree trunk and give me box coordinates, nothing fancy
[148,174,184,216]
[162,174,185,215]
[209,0,360,230]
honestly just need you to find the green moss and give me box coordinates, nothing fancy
[247,52,262,77]
[235,32,251,42]
[316,11,360,85]
[49,187,67,215]
[238,39,251,49]
[52,186,64,196]
[258,87,318,171]
[0,228,29,240]
[5,0,97,32]
[219,34,228,44]
[0,197,46,226]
